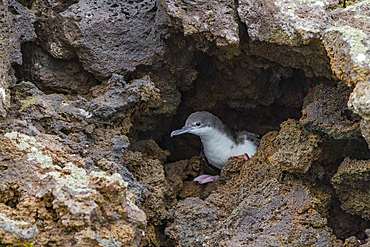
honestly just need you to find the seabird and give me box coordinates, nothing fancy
[171,111,260,184]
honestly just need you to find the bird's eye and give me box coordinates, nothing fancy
[195,122,201,126]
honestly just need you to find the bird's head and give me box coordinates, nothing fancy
[171,111,223,138]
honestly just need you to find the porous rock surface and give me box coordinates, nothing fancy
[331,158,370,221]
[55,0,166,79]
[262,119,323,173]
[166,82,370,246]
[1,0,370,246]
[0,75,171,245]
[166,150,341,246]
[302,83,361,139]
[164,0,240,56]
[0,131,146,246]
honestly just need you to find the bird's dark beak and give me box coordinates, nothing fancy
[171,126,191,137]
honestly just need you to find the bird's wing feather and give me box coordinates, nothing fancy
[239,130,261,146]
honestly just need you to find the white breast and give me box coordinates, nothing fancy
[199,128,257,169]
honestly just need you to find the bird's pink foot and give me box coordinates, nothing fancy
[234,153,249,160]
[193,174,220,184]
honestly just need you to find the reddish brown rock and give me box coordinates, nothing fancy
[122,140,175,227]
[0,132,146,246]
[302,83,361,139]
[166,154,341,246]
[331,158,370,221]
[260,119,322,173]
[323,3,370,87]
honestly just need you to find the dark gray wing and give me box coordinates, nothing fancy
[238,130,261,146]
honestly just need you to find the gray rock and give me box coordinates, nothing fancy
[331,158,370,221]
[323,2,370,87]
[163,0,239,56]
[302,83,361,139]
[20,44,98,94]
[88,74,160,124]
[57,0,166,78]
[238,0,335,46]
[0,0,36,117]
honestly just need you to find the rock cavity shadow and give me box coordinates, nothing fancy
[160,53,324,163]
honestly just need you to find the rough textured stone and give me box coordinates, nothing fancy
[164,156,220,201]
[0,212,38,245]
[360,119,370,149]
[237,0,334,78]
[0,78,169,244]
[237,0,370,87]
[260,119,322,173]
[130,77,181,134]
[9,81,92,136]
[6,78,161,180]
[163,0,239,56]
[348,81,370,148]
[245,39,333,79]
[302,83,361,139]
[56,0,166,79]
[166,154,341,247]
[323,1,370,87]
[166,197,223,246]
[329,199,370,242]
[29,0,79,60]
[0,0,36,117]
[88,74,160,125]
[349,82,370,121]
[20,44,98,94]
[238,0,334,46]
[331,158,370,220]
[2,0,370,245]
[121,141,177,245]
[122,146,173,225]
[0,131,146,246]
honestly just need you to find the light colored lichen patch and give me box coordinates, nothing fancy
[0,87,6,101]
[2,120,146,244]
[272,0,331,44]
[0,213,38,240]
[5,132,44,150]
[44,162,92,192]
[5,132,57,170]
[0,213,31,228]
[327,25,369,66]
[90,171,128,187]
[349,81,370,120]
[4,132,128,193]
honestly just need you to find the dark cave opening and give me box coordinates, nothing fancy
[13,41,99,97]
[329,197,370,242]
[157,53,324,163]
[148,48,370,245]
[297,135,370,243]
